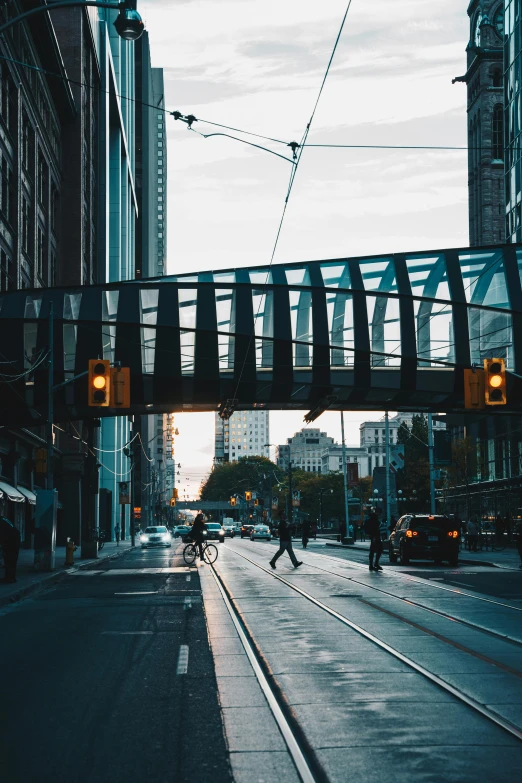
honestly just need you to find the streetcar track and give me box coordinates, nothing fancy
[221,545,522,744]
[208,564,324,783]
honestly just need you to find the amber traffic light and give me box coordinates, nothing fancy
[229,496,237,506]
[245,491,252,502]
[88,360,111,406]
[484,358,506,406]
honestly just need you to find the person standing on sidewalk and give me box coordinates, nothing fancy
[365,509,383,572]
[115,523,121,546]
[270,515,302,569]
[301,520,310,549]
[0,503,21,584]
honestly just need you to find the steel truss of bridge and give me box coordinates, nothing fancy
[1,242,522,425]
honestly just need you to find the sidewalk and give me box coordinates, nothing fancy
[323,538,522,569]
[0,540,135,607]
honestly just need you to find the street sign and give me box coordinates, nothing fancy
[119,481,130,505]
[389,446,405,473]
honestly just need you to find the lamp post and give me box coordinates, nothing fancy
[318,488,333,531]
[0,0,145,40]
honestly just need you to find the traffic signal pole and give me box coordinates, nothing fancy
[428,413,436,514]
[47,302,54,490]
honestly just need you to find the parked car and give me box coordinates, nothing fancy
[250,524,272,541]
[240,524,254,539]
[206,523,225,543]
[141,526,172,549]
[223,523,236,538]
[388,515,459,566]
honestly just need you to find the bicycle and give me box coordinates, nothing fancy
[183,538,218,565]
[91,527,106,551]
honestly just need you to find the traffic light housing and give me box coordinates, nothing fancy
[170,498,176,507]
[245,491,252,502]
[464,368,485,410]
[111,366,131,408]
[88,360,111,406]
[484,358,506,406]
[229,496,237,506]
[174,488,179,499]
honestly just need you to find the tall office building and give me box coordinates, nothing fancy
[134,33,168,527]
[505,0,522,241]
[453,2,505,245]
[276,428,335,474]
[214,410,269,463]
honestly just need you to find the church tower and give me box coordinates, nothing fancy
[454,2,505,246]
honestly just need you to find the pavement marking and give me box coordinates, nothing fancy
[101,631,154,635]
[184,597,192,610]
[176,644,189,675]
[114,591,158,595]
[101,567,191,575]
[186,574,191,582]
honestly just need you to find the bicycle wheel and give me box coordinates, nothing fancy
[183,543,197,565]
[203,544,218,564]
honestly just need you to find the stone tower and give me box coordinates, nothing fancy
[453,2,505,246]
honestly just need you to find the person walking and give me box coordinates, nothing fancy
[467,517,479,552]
[365,509,383,572]
[301,520,311,549]
[114,523,121,546]
[270,516,302,569]
[0,504,21,584]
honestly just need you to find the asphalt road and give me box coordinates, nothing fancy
[0,544,232,783]
[285,538,522,600]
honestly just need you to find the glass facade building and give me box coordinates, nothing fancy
[505,0,522,240]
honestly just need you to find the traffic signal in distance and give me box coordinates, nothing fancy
[229,496,237,506]
[245,491,252,502]
[173,488,179,499]
[463,368,485,410]
[484,358,506,406]
[88,360,111,406]
[111,366,131,408]
[170,498,176,507]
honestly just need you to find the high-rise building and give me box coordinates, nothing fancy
[321,445,370,478]
[359,414,411,475]
[214,410,269,463]
[505,0,522,241]
[453,2,505,245]
[276,428,335,474]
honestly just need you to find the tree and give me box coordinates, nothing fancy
[199,456,282,502]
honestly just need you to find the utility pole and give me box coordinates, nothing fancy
[47,302,54,490]
[340,412,350,541]
[385,411,391,527]
[428,413,436,514]
[287,447,293,526]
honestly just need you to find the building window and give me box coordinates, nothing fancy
[0,249,13,291]
[0,153,13,224]
[492,104,503,161]
[22,197,32,256]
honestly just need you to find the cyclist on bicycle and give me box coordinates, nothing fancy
[190,513,207,561]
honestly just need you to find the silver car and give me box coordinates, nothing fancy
[141,526,172,548]
[250,524,272,541]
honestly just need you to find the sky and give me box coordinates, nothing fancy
[139,0,470,498]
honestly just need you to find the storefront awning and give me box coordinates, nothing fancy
[16,486,37,505]
[0,481,26,502]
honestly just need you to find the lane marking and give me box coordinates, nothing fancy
[184,597,192,610]
[114,591,157,596]
[176,645,189,675]
[186,575,191,582]
[221,547,522,744]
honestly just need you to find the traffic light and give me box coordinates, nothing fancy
[174,488,179,499]
[170,498,176,507]
[111,366,131,408]
[245,491,252,502]
[464,368,485,410]
[484,358,506,406]
[88,360,111,406]
[229,496,237,506]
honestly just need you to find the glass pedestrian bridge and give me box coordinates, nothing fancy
[1,243,521,425]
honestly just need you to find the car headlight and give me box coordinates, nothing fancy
[141,535,149,542]
[162,535,170,541]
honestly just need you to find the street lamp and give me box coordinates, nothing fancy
[0,1,145,41]
[318,488,333,530]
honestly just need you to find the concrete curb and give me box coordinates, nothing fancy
[0,545,135,608]
[324,540,508,569]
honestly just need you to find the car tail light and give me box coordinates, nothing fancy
[406,530,412,538]
[448,530,459,538]
[412,531,418,536]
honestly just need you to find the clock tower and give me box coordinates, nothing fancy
[453,2,505,246]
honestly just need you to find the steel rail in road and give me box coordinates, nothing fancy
[221,545,522,744]
[208,566,321,783]
[310,546,522,613]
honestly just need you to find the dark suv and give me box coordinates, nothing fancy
[388,515,459,566]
